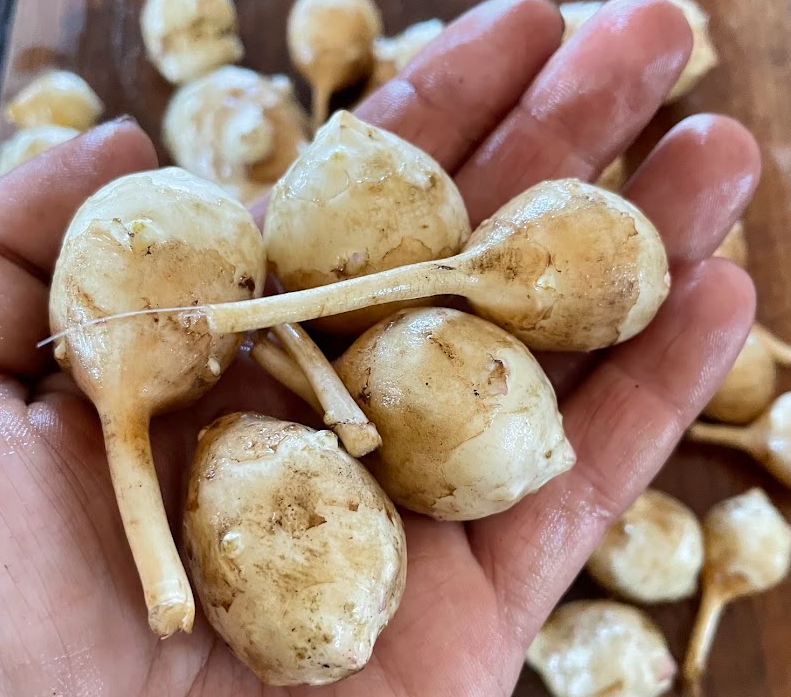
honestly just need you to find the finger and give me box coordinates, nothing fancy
[0,118,158,278]
[624,114,762,265]
[537,114,760,400]
[0,120,158,378]
[455,0,693,225]
[468,259,755,640]
[355,0,563,173]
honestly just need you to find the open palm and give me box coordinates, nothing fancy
[0,1,761,695]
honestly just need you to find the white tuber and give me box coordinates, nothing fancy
[688,392,791,489]
[287,0,383,129]
[4,70,103,130]
[367,19,445,92]
[0,125,80,174]
[587,489,704,603]
[703,324,791,425]
[183,412,406,686]
[163,66,310,205]
[264,110,472,333]
[527,600,677,697]
[48,167,267,637]
[683,489,791,696]
[141,0,244,84]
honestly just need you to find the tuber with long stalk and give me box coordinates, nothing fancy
[183,412,406,686]
[264,110,472,333]
[688,392,791,488]
[683,489,791,697]
[253,307,576,520]
[48,167,267,637]
[587,489,704,604]
[287,0,382,129]
[163,66,310,205]
[703,324,791,425]
[527,600,677,697]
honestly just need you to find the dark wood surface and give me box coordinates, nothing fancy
[1,1,790,695]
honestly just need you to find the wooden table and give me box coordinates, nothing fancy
[1,1,789,695]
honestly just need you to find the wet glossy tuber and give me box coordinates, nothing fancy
[527,600,677,697]
[587,489,704,604]
[264,110,472,333]
[683,489,791,696]
[163,66,310,204]
[183,413,406,686]
[49,167,266,636]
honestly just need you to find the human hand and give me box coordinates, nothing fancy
[0,0,760,695]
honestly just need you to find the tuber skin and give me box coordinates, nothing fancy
[269,322,381,457]
[688,392,791,489]
[587,489,704,604]
[0,125,80,174]
[140,177,669,353]
[49,167,266,637]
[4,70,103,130]
[183,412,406,686]
[140,0,244,85]
[253,307,576,520]
[163,66,310,205]
[713,220,748,268]
[287,0,383,129]
[527,600,677,697]
[366,19,445,93]
[264,110,472,333]
[683,489,791,696]
[559,0,718,103]
[703,323,791,425]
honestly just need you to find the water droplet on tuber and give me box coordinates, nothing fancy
[48,167,266,637]
[587,489,704,604]
[183,413,406,686]
[683,489,791,696]
[527,600,677,697]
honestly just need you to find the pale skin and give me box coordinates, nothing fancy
[0,0,760,695]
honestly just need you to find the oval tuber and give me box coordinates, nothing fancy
[49,167,267,636]
[183,412,406,686]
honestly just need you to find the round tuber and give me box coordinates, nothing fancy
[688,392,791,489]
[264,110,472,333]
[527,600,677,697]
[163,66,310,205]
[4,70,103,130]
[0,125,80,175]
[183,412,406,686]
[140,0,244,84]
[48,167,267,637]
[703,324,791,425]
[683,488,791,696]
[586,489,704,604]
[287,0,383,129]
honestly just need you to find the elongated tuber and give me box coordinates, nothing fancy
[587,489,704,604]
[163,67,310,204]
[141,0,244,84]
[287,0,383,129]
[5,70,103,130]
[264,110,472,333]
[527,600,677,697]
[560,0,717,103]
[688,392,791,488]
[269,323,381,457]
[683,489,791,696]
[254,307,575,520]
[713,220,748,268]
[703,324,791,425]
[49,167,266,636]
[0,125,80,174]
[184,413,406,686]
[366,19,445,93]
